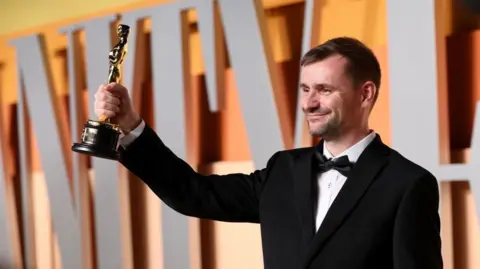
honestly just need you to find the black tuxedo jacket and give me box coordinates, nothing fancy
[118,124,443,269]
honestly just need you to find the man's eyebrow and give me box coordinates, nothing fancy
[313,83,334,89]
[299,83,309,88]
[299,83,335,89]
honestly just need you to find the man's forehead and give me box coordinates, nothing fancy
[300,58,347,80]
[302,55,348,71]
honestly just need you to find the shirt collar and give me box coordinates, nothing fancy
[323,131,377,163]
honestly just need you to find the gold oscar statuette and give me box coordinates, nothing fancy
[71,24,130,160]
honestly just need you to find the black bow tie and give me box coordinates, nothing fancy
[315,152,353,177]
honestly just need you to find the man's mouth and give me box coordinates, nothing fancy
[307,113,329,120]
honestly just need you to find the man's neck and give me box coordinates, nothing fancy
[324,128,371,157]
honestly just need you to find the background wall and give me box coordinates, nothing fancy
[0,0,480,269]
[0,0,141,35]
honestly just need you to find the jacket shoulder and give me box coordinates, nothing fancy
[388,149,434,177]
[260,147,313,170]
[384,148,438,193]
[275,146,314,159]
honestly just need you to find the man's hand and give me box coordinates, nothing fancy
[94,83,142,134]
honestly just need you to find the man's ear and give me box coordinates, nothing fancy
[360,81,377,108]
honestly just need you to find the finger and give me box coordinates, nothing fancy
[105,83,128,96]
[94,84,106,94]
[95,108,116,119]
[95,109,117,118]
[103,93,121,106]
[105,82,116,90]
[104,102,120,113]
[95,86,116,105]
[96,90,120,106]
[94,85,105,99]
[94,91,102,103]
[96,101,120,113]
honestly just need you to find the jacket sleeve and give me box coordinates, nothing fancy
[118,123,278,223]
[393,172,443,269]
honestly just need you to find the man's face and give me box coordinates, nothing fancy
[300,54,365,139]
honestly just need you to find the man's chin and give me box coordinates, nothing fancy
[308,127,326,138]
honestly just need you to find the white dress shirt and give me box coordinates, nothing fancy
[314,132,376,231]
[119,119,146,147]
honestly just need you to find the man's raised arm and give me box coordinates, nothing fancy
[94,83,278,222]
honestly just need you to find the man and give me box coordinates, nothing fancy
[94,37,442,269]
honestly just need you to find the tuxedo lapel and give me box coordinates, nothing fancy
[293,148,317,246]
[304,135,390,267]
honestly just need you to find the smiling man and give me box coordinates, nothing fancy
[94,37,443,269]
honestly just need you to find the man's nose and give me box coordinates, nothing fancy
[303,93,320,110]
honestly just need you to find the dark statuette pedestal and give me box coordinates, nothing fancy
[71,120,121,160]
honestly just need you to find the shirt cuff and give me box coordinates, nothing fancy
[119,119,145,148]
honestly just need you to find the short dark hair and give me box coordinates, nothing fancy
[300,37,381,103]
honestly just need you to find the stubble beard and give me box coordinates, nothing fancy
[308,117,341,140]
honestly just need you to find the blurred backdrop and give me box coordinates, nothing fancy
[0,0,479,269]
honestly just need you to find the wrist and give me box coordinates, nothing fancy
[120,113,142,134]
